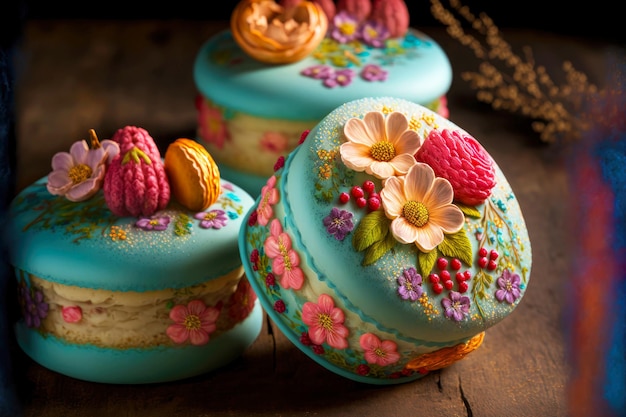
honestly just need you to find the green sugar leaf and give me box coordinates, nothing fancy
[456,202,482,218]
[363,230,396,266]
[352,210,390,252]
[438,230,473,266]
[418,247,438,276]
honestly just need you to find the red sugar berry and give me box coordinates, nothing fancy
[440,270,451,281]
[464,270,472,280]
[478,247,488,258]
[432,282,443,294]
[478,257,488,269]
[443,280,454,290]
[458,281,469,293]
[437,258,448,270]
[450,258,462,270]
[487,260,498,271]
[362,180,375,194]
[489,249,499,260]
[429,273,440,284]
[367,196,381,211]
[338,192,350,204]
[455,272,465,282]
[356,197,367,208]
[351,186,364,198]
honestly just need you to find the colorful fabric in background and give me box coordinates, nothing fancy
[566,52,626,417]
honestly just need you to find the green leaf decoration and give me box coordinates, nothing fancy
[363,230,396,266]
[418,248,438,276]
[352,210,391,252]
[438,230,473,266]
[456,202,482,218]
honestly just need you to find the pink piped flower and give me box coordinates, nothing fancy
[415,129,496,206]
[257,175,280,226]
[62,306,82,323]
[380,163,465,252]
[323,69,355,88]
[260,131,289,153]
[264,219,304,290]
[360,64,388,81]
[302,294,349,349]
[195,209,228,229]
[330,11,360,44]
[359,333,401,366]
[47,139,119,202]
[166,300,220,346]
[196,95,229,149]
[340,111,421,179]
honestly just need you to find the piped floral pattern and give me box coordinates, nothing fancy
[242,101,530,382]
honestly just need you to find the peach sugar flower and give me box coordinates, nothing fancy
[47,137,119,202]
[302,294,349,349]
[359,333,401,366]
[264,219,304,290]
[166,299,220,346]
[340,111,422,179]
[380,162,465,252]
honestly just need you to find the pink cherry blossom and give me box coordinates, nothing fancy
[257,175,280,226]
[264,219,304,290]
[302,294,349,349]
[359,333,401,366]
[166,299,220,346]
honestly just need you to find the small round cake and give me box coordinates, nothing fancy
[6,127,262,384]
[193,0,452,196]
[239,97,532,384]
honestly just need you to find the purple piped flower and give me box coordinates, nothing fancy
[397,267,423,301]
[323,207,354,240]
[441,291,471,322]
[361,64,388,82]
[359,20,390,48]
[135,215,170,231]
[24,288,48,328]
[301,65,333,79]
[495,269,522,304]
[330,11,360,44]
[323,69,356,88]
[195,209,228,229]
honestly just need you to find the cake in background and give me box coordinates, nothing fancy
[194,0,452,196]
[239,96,532,384]
[4,126,263,384]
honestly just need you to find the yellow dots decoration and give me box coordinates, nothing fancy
[109,226,127,241]
[408,116,422,131]
[418,292,439,318]
[381,105,393,115]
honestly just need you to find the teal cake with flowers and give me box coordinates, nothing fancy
[193,0,452,196]
[6,126,262,384]
[239,97,532,384]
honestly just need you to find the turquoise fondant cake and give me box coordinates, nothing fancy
[6,127,262,384]
[193,0,452,196]
[239,97,532,384]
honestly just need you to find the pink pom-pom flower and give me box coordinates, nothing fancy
[415,129,496,206]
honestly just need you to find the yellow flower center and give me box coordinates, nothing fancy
[68,164,93,184]
[374,347,385,358]
[370,141,396,162]
[204,212,217,221]
[318,313,333,330]
[403,201,429,227]
[183,314,201,330]
[339,22,356,36]
[366,27,379,39]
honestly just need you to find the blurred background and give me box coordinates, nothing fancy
[16,0,626,42]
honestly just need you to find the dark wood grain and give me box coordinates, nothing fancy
[11,19,616,417]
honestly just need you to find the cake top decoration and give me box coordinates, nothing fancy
[45,126,222,217]
[230,0,411,64]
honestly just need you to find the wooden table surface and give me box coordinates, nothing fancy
[8,18,619,417]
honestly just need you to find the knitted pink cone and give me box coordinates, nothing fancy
[415,129,496,206]
[370,0,409,38]
[337,0,371,21]
[103,126,170,217]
